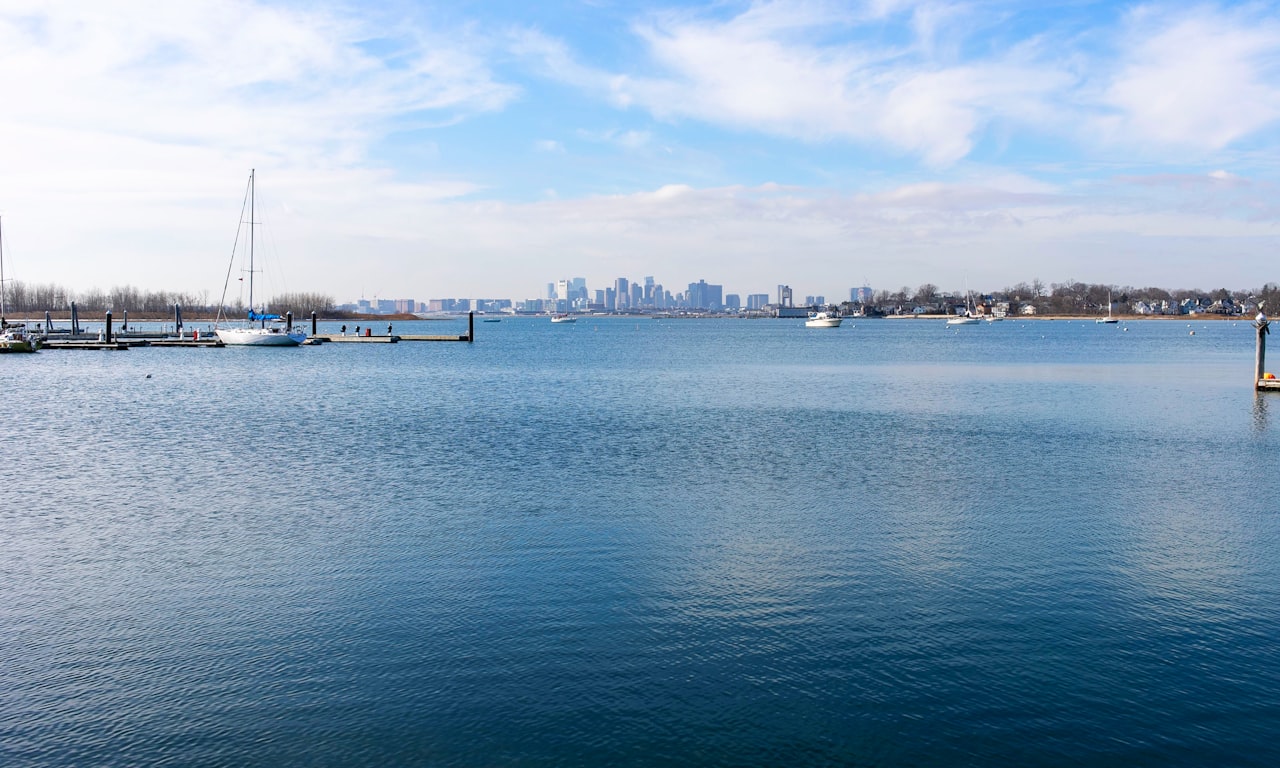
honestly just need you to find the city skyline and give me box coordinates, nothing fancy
[2,1,1280,301]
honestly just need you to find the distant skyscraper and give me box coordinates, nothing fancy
[644,276,655,305]
[686,280,723,310]
[725,294,741,310]
[777,285,793,307]
[747,294,769,310]
[547,283,556,300]
[614,278,629,310]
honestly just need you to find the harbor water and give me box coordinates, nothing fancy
[3,317,1279,766]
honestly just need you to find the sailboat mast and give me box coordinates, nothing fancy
[248,168,255,314]
[0,215,6,317]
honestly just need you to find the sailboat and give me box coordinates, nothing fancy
[1096,291,1119,324]
[947,288,981,325]
[0,216,39,353]
[215,170,306,346]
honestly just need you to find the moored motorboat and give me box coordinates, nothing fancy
[551,314,576,323]
[805,311,842,328]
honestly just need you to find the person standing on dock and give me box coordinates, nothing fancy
[355,325,360,336]
[387,323,393,336]
[341,324,347,336]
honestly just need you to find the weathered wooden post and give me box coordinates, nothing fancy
[105,311,113,343]
[44,311,52,333]
[175,304,183,335]
[1255,306,1270,390]
[71,301,80,335]
[468,311,474,343]
[122,310,129,331]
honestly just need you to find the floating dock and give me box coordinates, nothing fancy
[18,311,475,350]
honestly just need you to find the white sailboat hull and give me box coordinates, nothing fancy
[216,327,306,346]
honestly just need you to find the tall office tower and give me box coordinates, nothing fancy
[778,285,793,307]
[644,276,655,305]
[605,287,617,312]
[631,283,643,308]
[614,278,630,310]
[570,278,587,302]
[547,283,556,300]
[654,284,665,309]
[725,294,741,310]
[747,294,769,310]
[851,286,873,304]
[556,279,570,300]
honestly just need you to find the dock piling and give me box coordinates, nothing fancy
[311,311,317,336]
[105,311,113,343]
[468,311,474,342]
[1255,306,1278,390]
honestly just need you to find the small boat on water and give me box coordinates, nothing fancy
[0,217,38,353]
[805,311,842,328]
[947,287,981,325]
[215,170,307,347]
[1096,291,1119,324]
[551,314,576,323]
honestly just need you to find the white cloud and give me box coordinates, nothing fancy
[1101,7,1280,150]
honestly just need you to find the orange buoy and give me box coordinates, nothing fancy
[1265,373,1276,380]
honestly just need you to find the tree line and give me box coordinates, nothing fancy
[0,281,336,317]
[871,280,1280,313]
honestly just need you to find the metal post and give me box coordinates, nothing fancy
[105,311,113,344]
[311,311,317,336]
[468,311,474,343]
[122,310,128,331]
[286,311,293,332]
[175,304,183,334]
[71,302,79,335]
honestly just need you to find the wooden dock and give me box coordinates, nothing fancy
[147,339,224,347]
[42,340,130,351]
[398,334,470,342]
[316,334,398,343]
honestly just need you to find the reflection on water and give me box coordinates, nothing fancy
[3,318,1280,768]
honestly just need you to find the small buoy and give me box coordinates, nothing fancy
[1189,330,1195,336]
[1265,373,1276,380]
[145,374,152,378]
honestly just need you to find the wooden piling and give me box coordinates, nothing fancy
[468,311,474,342]
[1255,314,1280,390]
[311,311,317,336]
[105,311,113,343]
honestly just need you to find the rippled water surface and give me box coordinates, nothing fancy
[4,317,1279,767]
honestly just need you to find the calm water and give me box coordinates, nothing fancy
[3,317,1279,767]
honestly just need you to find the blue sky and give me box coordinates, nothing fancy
[1,0,1279,304]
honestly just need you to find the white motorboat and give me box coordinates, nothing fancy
[805,311,842,328]
[214,170,306,347]
[0,217,38,353]
[551,314,576,323]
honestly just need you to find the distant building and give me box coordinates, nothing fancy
[686,280,723,311]
[777,285,793,307]
[747,294,769,310]
[724,294,741,310]
[851,286,873,304]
